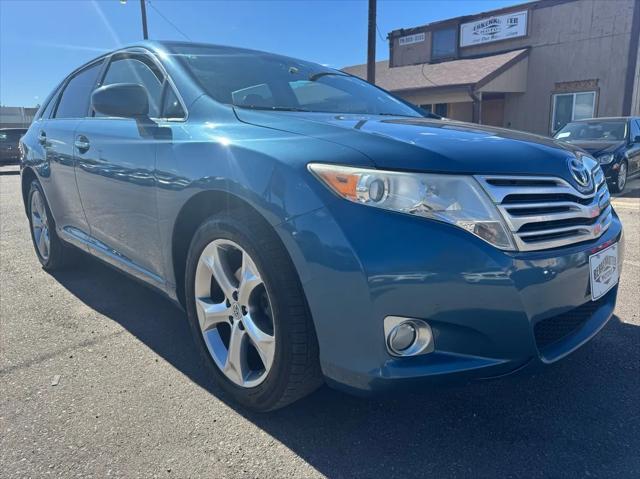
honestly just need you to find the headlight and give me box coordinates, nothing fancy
[597,153,615,165]
[308,163,515,250]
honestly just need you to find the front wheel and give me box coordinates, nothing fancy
[611,161,627,194]
[184,211,322,411]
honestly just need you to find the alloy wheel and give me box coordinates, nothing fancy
[618,162,627,191]
[194,239,275,388]
[30,190,50,261]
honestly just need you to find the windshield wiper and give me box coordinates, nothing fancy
[308,71,349,81]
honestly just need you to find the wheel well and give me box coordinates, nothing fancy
[171,190,276,308]
[21,167,37,213]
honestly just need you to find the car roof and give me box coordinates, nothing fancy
[0,128,28,132]
[572,117,639,122]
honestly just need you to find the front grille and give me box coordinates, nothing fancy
[533,293,609,350]
[476,168,611,251]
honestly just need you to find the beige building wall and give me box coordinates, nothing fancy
[633,43,640,116]
[389,0,637,135]
[448,102,473,122]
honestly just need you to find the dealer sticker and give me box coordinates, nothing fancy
[589,243,618,301]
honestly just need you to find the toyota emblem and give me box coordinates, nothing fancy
[568,157,592,192]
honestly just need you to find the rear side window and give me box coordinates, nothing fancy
[54,61,103,119]
[100,56,164,117]
[39,88,62,120]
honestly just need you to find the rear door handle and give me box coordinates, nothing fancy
[38,131,47,145]
[74,135,90,153]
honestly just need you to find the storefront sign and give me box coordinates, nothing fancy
[399,32,425,46]
[460,10,527,47]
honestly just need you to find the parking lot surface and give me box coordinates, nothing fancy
[1,167,639,478]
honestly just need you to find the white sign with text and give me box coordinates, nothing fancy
[460,10,528,47]
[399,32,425,46]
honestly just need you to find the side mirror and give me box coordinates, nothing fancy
[91,83,149,119]
[634,135,640,144]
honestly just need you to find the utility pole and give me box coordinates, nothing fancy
[140,0,149,40]
[120,0,149,39]
[367,0,376,84]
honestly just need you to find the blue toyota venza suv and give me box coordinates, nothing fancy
[20,42,623,411]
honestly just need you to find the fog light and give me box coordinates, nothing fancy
[384,316,434,357]
[389,323,416,352]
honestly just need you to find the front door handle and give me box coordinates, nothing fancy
[38,131,47,145]
[74,135,90,153]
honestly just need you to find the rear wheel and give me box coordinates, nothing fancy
[184,211,322,411]
[27,180,73,270]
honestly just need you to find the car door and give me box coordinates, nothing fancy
[74,51,167,286]
[38,60,104,248]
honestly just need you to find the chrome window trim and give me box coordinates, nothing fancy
[96,46,189,122]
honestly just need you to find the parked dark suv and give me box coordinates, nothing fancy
[554,117,640,193]
[0,128,28,164]
[19,42,623,411]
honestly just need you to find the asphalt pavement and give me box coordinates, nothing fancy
[1,166,639,478]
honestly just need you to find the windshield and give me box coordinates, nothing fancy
[170,45,423,117]
[554,121,627,141]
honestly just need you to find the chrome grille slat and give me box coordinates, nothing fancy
[476,169,611,252]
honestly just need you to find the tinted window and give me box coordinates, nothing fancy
[432,28,457,60]
[162,85,185,118]
[40,88,62,120]
[100,56,164,117]
[172,44,421,117]
[55,62,103,119]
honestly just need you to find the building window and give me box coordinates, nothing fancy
[431,28,457,60]
[419,103,448,117]
[551,91,596,133]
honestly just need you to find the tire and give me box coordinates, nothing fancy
[184,210,322,411]
[611,161,627,194]
[27,180,74,270]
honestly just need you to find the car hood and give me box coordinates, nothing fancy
[235,110,585,181]
[559,140,623,157]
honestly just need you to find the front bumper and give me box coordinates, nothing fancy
[277,200,623,394]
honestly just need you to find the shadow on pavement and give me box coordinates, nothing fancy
[613,176,640,199]
[50,254,640,478]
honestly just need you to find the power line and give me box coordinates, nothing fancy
[146,0,192,41]
[376,24,385,42]
[421,62,439,87]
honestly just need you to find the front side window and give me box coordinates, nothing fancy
[100,56,164,117]
[172,44,422,117]
[54,61,104,119]
[161,85,185,119]
[551,91,596,133]
[630,120,640,142]
[431,28,457,60]
[554,120,627,142]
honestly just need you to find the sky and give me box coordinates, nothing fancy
[0,0,527,106]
